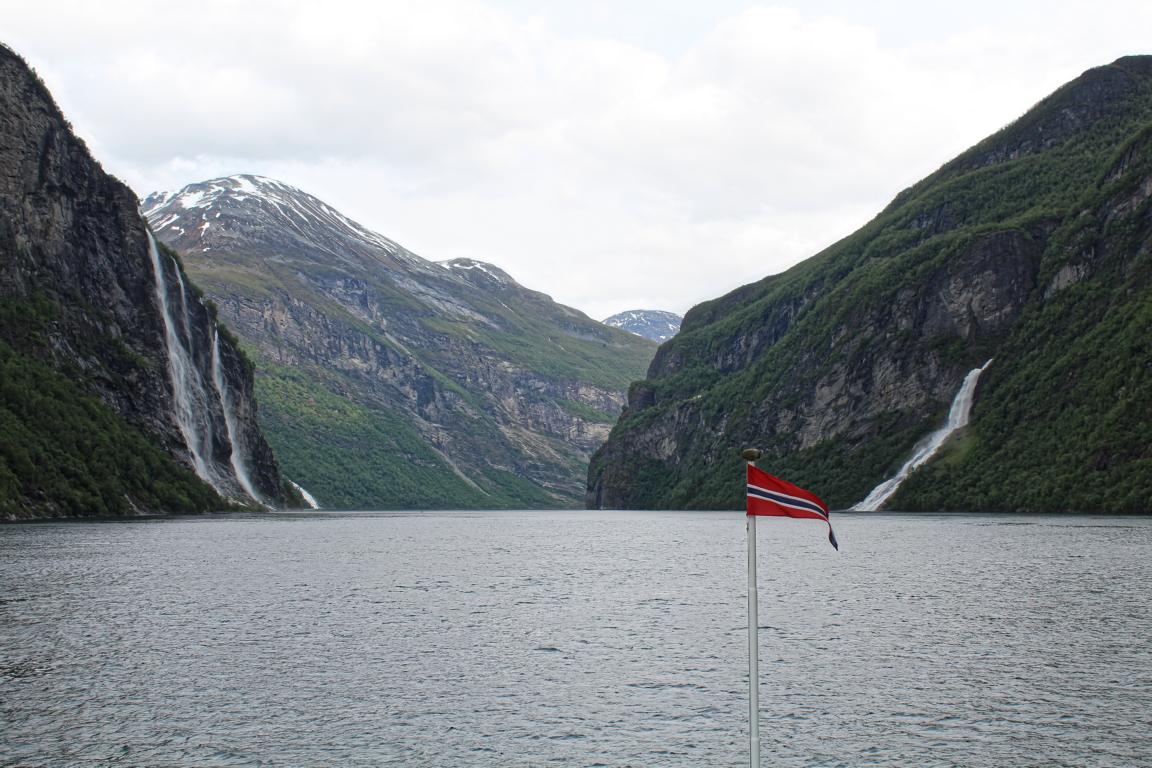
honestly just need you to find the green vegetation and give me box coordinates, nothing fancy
[255,364,560,509]
[414,288,654,393]
[174,203,656,510]
[893,273,1152,512]
[0,315,224,518]
[593,57,1152,513]
[558,399,616,424]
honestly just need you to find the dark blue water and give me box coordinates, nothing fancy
[2,512,1150,767]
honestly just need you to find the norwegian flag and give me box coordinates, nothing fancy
[746,464,838,550]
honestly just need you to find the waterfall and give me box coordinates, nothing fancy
[289,480,320,510]
[147,232,217,488]
[211,328,263,505]
[170,251,194,355]
[852,359,993,511]
[148,231,264,506]
[169,257,220,475]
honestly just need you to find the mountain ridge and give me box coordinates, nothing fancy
[145,174,657,508]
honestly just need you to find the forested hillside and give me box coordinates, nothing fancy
[590,56,1152,513]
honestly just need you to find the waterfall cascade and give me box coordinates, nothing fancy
[147,232,263,506]
[289,480,321,510]
[211,329,263,504]
[147,232,216,486]
[852,359,993,511]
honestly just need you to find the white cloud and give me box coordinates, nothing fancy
[5,0,1152,319]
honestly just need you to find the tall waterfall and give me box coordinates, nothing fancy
[147,232,263,505]
[211,329,262,505]
[170,256,222,482]
[852,359,993,511]
[147,232,216,487]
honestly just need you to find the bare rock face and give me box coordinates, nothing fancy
[590,56,1152,513]
[144,175,656,508]
[0,45,285,515]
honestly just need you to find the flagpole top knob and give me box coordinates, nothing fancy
[741,448,762,462]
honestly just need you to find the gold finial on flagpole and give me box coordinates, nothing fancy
[741,448,762,462]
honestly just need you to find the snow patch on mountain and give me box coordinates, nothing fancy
[438,258,512,286]
[143,174,419,265]
[602,310,683,342]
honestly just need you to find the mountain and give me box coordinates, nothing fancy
[143,176,657,509]
[0,45,288,519]
[589,55,1152,514]
[602,310,683,342]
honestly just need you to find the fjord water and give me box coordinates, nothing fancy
[2,512,1149,767]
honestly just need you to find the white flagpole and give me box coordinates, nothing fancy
[742,448,763,768]
[748,510,761,767]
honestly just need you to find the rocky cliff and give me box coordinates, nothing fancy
[144,176,656,508]
[589,56,1152,513]
[0,44,286,518]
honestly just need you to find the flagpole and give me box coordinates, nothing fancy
[742,447,762,768]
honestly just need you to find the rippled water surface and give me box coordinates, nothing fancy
[2,511,1150,767]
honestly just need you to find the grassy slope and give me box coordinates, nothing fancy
[254,363,561,509]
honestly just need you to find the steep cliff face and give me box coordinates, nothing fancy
[0,45,285,518]
[590,56,1152,513]
[144,176,656,508]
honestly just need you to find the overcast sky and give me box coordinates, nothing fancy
[5,1,1151,319]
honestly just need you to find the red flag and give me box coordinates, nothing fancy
[746,464,838,550]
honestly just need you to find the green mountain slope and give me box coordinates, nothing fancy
[145,176,656,509]
[589,55,1152,513]
[0,300,222,517]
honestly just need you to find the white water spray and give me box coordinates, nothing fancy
[170,251,194,352]
[211,328,263,505]
[147,232,216,487]
[148,232,265,506]
[852,359,993,511]
[289,480,320,510]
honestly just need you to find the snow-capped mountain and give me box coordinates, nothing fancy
[602,310,683,342]
[142,175,657,509]
[143,175,535,293]
[142,174,419,269]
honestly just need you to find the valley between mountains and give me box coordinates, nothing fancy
[144,177,656,509]
[3,40,1150,519]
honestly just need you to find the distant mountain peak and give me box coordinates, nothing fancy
[144,174,299,217]
[142,174,412,265]
[602,309,683,342]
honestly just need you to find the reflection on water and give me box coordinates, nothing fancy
[2,512,1150,767]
